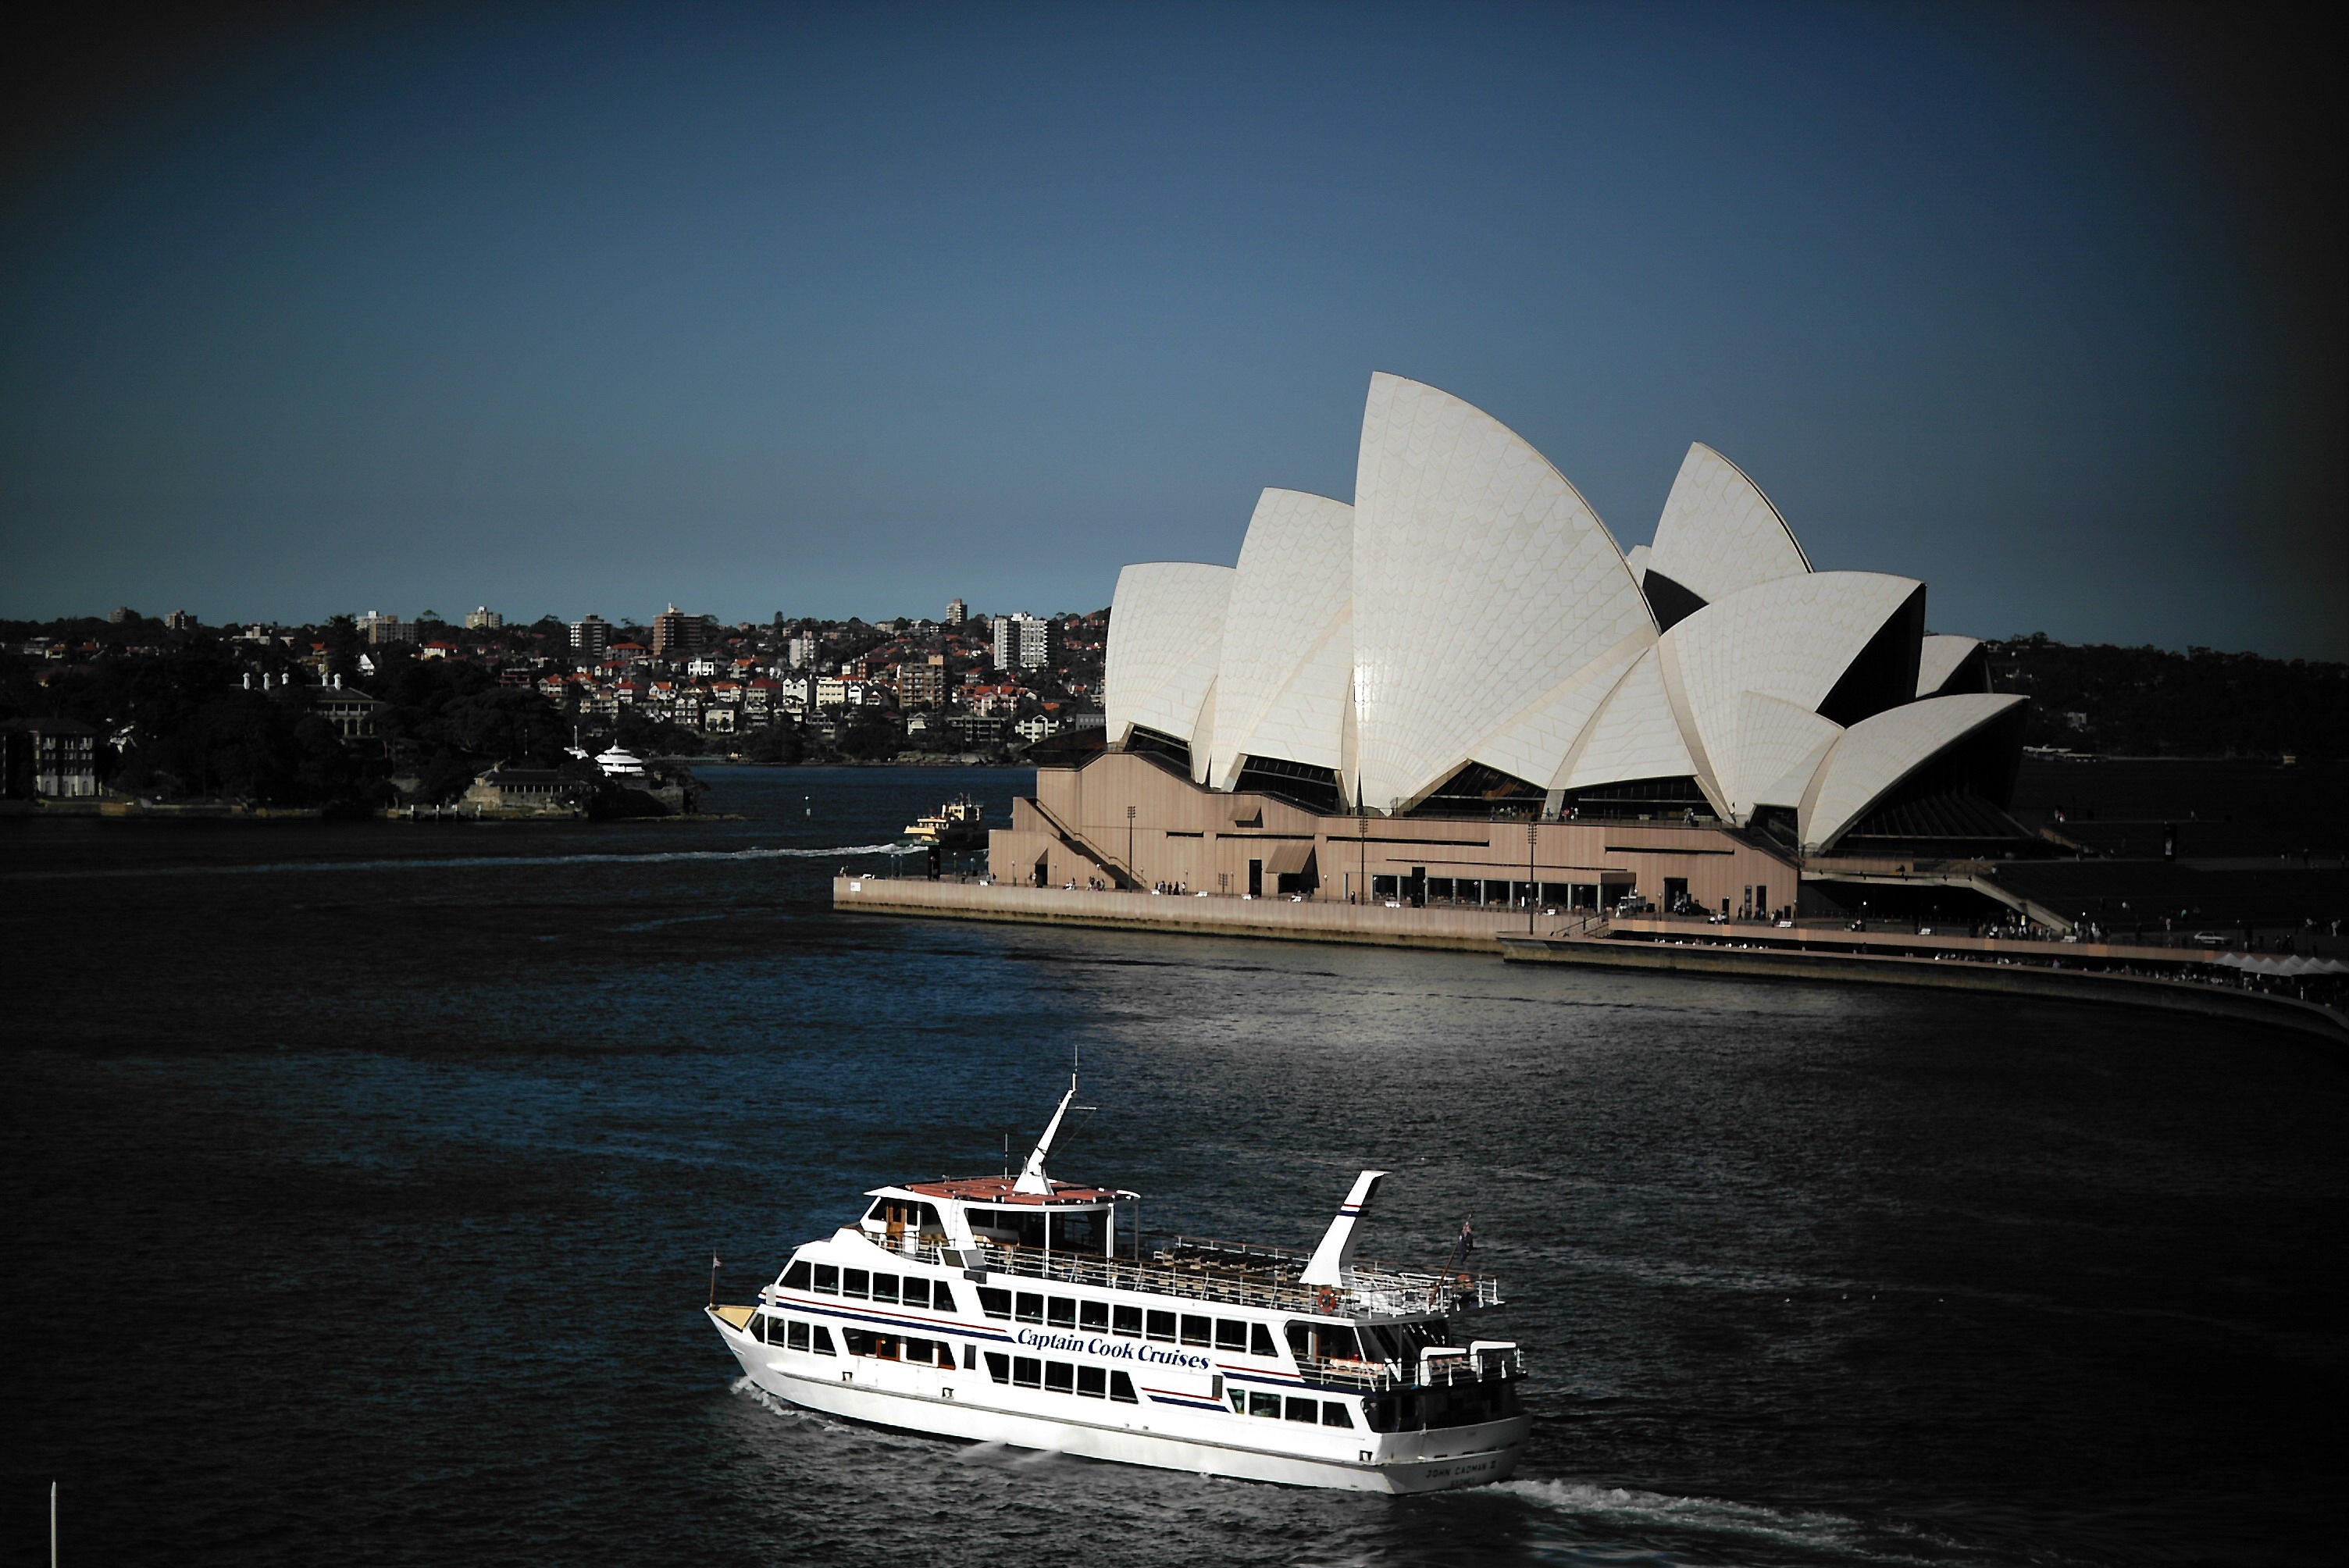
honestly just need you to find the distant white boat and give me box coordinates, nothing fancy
[593,747,647,778]
[708,1078,1528,1491]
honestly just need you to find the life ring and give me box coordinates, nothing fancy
[1316,1286,1336,1316]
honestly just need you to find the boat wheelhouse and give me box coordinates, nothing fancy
[708,1082,1528,1491]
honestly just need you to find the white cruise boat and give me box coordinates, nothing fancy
[708,1082,1529,1491]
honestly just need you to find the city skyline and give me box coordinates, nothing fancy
[2,5,2338,657]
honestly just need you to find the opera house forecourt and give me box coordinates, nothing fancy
[984,373,2026,919]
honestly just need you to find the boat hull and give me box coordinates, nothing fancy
[712,1310,1526,1493]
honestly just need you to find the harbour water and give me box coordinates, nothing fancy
[3,767,2341,1566]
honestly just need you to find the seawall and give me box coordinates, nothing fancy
[833,878,2347,1048]
[833,875,1530,951]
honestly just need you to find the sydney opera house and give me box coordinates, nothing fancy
[989,374,2027,919]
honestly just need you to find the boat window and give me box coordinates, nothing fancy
[977,1288,1011,1320]
[1289,1322,1362,1362]
[1113,1305,1143,1338]
[843,1269,870,1300]
[812,1265,839,1296]
[811,1327,836,1356]
[1050,1209,1107,1256]
[1015,1292,1044,1324]
[963,1345,977,1370]
[788,1321,811,1351]
[1047,1297,1076,1328]
[1179,1315,1211,1348]
[1321,1400,1354,1428]
[984,1352,1011,1384]
[1248,1392,1281,1418]
[871,1274,899,1305]
[1146,1310,1176,1343]
[902,1339,935,1365]
[781,1261,811,1291]
[1227,1389,1246,1414]
[1250,1324,1277,1356]
[932,1282,957,1315]
[1012,1357,1043,1388]
[968,1207,1046,1249]
[1076,1366,1106,1399]
[1109,1371,1138,1404]
[1285,1397,1317,1423]
[901,1278,930,1309]
[1079,1300,1109,1332]
[1364,1396,1395,1433]
[1214,1320,1248,1352]
[1044,1362,1074,1394]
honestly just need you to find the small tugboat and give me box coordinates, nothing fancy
[901,794,986,851]
[707,1079,1528,1491]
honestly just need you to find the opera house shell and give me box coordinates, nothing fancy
[1099,373,2023,858]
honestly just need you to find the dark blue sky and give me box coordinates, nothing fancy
[2,2,2339,656]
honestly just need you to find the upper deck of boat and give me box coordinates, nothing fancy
[900,1175,1120,1206]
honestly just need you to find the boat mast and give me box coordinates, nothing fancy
[1013,1053,1080,1197]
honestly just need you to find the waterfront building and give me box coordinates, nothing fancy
[989,375,2028,912]
[0,718,100,799]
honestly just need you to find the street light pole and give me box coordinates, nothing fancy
[1527,809,1538,935]
[1127,804,1136,890]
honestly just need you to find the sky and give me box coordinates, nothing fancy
[1,2,2340,657]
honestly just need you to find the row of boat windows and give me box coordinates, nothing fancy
[751,1313,1501,1433]
[781,1260,950,1310]
[1367,1381,1523,1432]
[975,1289,1279,1355]
[982,1355,1143,1402]
[1229,1391,1357,1428]
[756,1317,836,1353]
[761,1313,967,1369]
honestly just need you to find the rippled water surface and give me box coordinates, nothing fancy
[4,767,2343,1566]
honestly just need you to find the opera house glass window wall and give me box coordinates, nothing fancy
[991,375,2026,914]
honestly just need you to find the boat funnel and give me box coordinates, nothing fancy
[1299,1169,1387,1286]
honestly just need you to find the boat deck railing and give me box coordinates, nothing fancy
[854,1228,1502,1317]
[1295,1344,1526,1392]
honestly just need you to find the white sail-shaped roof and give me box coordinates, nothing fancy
[1467,632,1653,795]
[1349,373,1652,811]
[1556,646,1698,793]
[1205,489,1354,789]
[1623,543,1652,583]
[1645,443,1811,608]
[1799,693,2026,851]
[1726,692,1843,821]
[1104,561,1235,759]
[1662,570,1924,803]
[1916,634,1982,698]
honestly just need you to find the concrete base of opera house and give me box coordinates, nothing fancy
[986,750,1802,916]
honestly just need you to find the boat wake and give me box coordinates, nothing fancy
[1498,1478,2018,1566]
[5,843,920,882]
